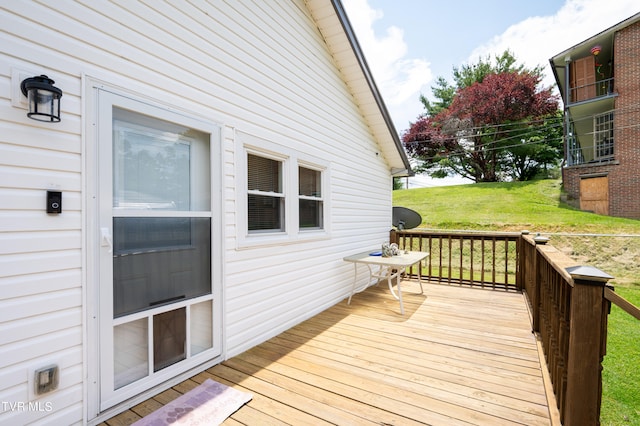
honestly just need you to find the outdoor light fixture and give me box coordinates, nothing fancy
[20,75,62,122]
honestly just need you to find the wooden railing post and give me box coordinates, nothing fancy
[531,233,550,333]
[516,231,526,291]
[529,233,549,332]
[563,265,613,426]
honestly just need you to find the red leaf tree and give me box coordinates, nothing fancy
[403,72,560,182]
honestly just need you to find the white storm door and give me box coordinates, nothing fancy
[96,91,222,410]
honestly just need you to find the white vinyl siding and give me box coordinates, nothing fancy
[0,0,396,423]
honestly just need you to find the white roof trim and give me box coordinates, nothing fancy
[305,0,412,176]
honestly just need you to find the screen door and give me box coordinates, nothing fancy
[96,91,221,410]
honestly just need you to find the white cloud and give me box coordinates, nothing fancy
[344,0,639,130]
[343,0,639,188]
[468,0,640,89]
[342,0,432,131]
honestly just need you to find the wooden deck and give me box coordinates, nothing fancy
[102,280,557,425]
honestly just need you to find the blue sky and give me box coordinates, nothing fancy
[342,0,639,186]
[365,0,563,83]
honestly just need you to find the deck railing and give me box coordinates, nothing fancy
[390,229,638,426]
[520,235,614,426]
[390,229,521,290]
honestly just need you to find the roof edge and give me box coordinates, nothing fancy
[549,12,640,62]
[330,0,412,175]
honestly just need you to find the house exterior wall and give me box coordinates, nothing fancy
[563,20,640,219]
[610,20,640,218]
[563,23,640,219]
[0,1,396,424]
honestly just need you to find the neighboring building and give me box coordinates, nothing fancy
[550,12,640,219]
[0,1,410,424]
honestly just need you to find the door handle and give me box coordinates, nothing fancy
[100,227,113,253]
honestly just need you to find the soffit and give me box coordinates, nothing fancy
[305,0,411,175]
[549,12,640,104]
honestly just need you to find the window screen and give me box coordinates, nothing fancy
[299,166,323,229]
[111,108,212,317]
[248,154,284,232]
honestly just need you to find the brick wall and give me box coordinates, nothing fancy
[564,20,640,219]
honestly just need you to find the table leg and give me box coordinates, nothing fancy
[386,268,404,315]
[347,263,358,305]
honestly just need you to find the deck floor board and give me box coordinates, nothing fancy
[102,281,554,425]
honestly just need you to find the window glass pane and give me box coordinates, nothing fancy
[248,194,284,231]
[113,109,210,211]
[248,154,281,193]
[299,167,321,197]
[191,300,213,355]
[153,308,186,372]
[114,319,148,389]
[594,111,614,159]
[113,217,211,317]
[299,199,323,229]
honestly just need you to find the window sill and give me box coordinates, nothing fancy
[565,159,619,169]
[236,230,331,250]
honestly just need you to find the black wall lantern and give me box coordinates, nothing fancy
[20,75,62,122]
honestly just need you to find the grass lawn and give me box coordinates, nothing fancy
[601,286,640,425]
[393,179,640,425]
[394,179,640,234]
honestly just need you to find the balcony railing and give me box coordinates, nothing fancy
[569,77,615,104]
[566,137,615,166]
[391,229,639,426]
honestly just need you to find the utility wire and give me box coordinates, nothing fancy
[404,101,640,163]
[405,101,640,137]
[409,137,565,164]
[404,122,564,157]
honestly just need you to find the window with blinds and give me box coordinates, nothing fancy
[247,154,284,232]
[240,137,329,245]
[299,166,323,229]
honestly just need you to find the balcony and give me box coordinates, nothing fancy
[568,77,615,105]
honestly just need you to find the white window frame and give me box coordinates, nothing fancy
[246,150,288,234]
[593,111,614,160]
[236,131,330,248]
[298,162,325,231]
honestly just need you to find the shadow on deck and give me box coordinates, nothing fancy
[102,280,558,425]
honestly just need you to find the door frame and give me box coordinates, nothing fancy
[83,76,225,420]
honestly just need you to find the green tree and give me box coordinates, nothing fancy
[419,50,544,117]
[419,76,455,117]
[403,71,560,182]
[393,176,405,190]
[404,51,560,182]
[504,111,564,181]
